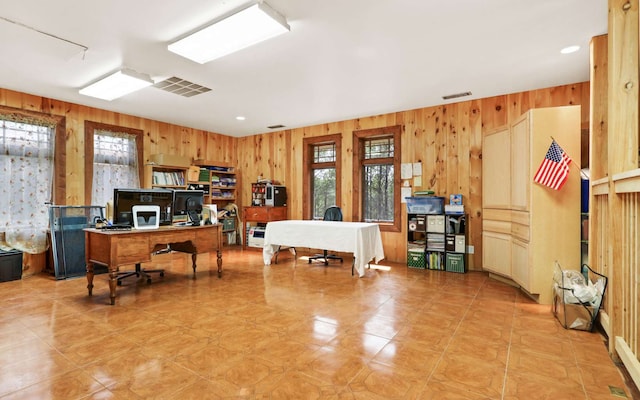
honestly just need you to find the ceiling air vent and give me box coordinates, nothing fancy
[267,124,286,129]
[442,91,472,100]
[153,77,211,97]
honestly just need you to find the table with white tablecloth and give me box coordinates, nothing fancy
[262,220,385,277]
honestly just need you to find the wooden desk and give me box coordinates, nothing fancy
[85,224,223,305]
[242,206,287,249]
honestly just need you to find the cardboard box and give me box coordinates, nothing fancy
[149,153,191,168]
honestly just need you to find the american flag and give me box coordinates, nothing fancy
[533,140,572,190]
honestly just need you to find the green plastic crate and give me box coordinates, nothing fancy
[446,253,466,273]
[407,250,426,269]
[222,218,235,231]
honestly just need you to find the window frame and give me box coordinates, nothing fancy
[0,105,65,204]
[302,134,342,220]
[352,125,401,232]
[84,121,143,204]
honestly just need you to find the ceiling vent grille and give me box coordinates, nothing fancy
[153,77,211,97]
[442,91,472,100]
[267,124,286,129]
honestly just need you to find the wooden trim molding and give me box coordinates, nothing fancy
[84,121,144,203]
[302,134,342,220]
[352,125,402,232]
[613,168,640,193]
[0,105,65,205]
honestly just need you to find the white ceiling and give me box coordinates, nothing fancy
[0,0,607,137]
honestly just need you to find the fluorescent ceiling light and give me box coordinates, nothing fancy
[79,68,154,101]
[560,45,580,54]
[168,1,290,64]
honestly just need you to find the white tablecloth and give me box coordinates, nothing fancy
[262,220,385,277]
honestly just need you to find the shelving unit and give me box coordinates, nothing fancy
[426,214,445,270]
[407,214,426,268]
[145,164,189,190]
[444,214,467,273]
[251,182,268,206]
[191,160,237,204]
[406,196,467,273]
[191,160,239,244]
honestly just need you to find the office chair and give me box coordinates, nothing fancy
[308,206,344,266]
[116,246,169,285]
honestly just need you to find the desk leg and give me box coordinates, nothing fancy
[191,253,197,279]
[217,250,222,278]
[86,262,94,296]
[108,266,118,305]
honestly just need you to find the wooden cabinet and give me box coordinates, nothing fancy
[510,117,530,211]
[482,231,511,277]
[482,126,511,209]
[481,106,581,304]
[242,206,287,249]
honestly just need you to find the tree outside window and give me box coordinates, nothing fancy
[303,134,341,220]
[353,126,401,232]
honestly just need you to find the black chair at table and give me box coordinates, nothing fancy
[116,245,169,285]
[116,263,165,285]
[308,206,344,266]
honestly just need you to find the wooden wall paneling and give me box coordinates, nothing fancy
[65,106,83,205]
[20,92,42,112]
[445,103,461,196]
[144,121,160,164]
[283,130,297,219]
[506,91,529,123]
[2,89,23,108]
[434,106,447,195]
[421,107,439,191]
[608,0,639,359]
[191,129,203,159]
[590,33,609,288]
[481,94,508,132]
[341,122,355,218]
[1,80,592,269]
[468,99,482,270]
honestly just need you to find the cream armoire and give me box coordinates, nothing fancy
[482,105,581,304]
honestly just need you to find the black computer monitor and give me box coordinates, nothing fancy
[172,190,204,225]
[113,188,173,226]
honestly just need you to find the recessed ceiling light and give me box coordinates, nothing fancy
[236,116,246,121]
[560,45,580,54]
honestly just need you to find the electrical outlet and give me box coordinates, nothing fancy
[467,245,475,254]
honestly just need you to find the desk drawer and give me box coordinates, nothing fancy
[195,228,220,252]
[244,206,287,222]
[114,235,151,265]
[268,207,287,220]
[151,230,196,247]
[245,207,269,221]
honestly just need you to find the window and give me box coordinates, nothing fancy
[352,125,401,232]
[303,134,341,220]
[84,121,143,209]
[0,114,57,253]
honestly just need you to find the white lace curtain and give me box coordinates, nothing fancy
[91,130,140,209]
[0,119,54,254]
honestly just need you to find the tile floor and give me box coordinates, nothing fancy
[0,247,635,399]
